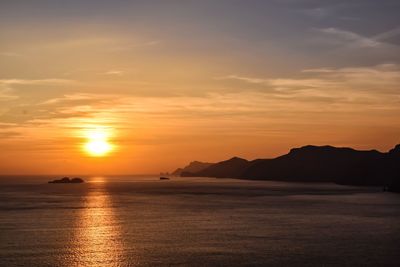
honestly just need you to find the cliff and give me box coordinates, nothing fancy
[175,144,400,187]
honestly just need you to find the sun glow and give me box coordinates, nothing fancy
[83,128,113,157]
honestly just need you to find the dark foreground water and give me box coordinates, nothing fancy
[0,176,399,267]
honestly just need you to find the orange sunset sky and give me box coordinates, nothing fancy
[1,1,400,174]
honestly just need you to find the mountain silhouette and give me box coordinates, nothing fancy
[242,145,385,185]
[174,144,400,188]
[182,157,250,178]
[172,161,213,176]
[386,144,400,192]
[389,144,400,156]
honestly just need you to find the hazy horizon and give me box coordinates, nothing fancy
[0,142,399,176]
[1,0,400,174]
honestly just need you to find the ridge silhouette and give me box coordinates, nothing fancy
[178,144,400,191]
[172,161,213,176]
[182,157,250,178]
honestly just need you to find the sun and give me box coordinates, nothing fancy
[83,128,113,157]
[85,140,112,156]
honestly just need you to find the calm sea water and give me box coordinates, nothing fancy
[0,176,399,266]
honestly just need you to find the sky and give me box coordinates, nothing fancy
[1,0,400,175]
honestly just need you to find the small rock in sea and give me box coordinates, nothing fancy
[48,177,85,183]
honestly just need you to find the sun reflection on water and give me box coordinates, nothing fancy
[90,176,107,183]
[70,183,126,266]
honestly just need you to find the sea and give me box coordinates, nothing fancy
[0,175,399,266]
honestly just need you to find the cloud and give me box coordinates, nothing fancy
[373,26,400,43]
[31,62,400,126]
[40,93,120,105]
[0,122,18,128]
[0,79,76,103]
[315,27,380,48]
[104,70,124,76]
[267,78,334,89]
[220,64,400,91]
[296,3,365,21]
[43,37,116,49]
[0,131,21,139]
[0,88,18,101]
[0,52,22,57]
[300,64,400,85]
[9,64,397,131]
[313,26,400,49]
[1,66,399,158]
[0,79,76,86]
[299,7,331,19]
[53,37,160,51]
[1,64,399,147]
[142,40,160,46]
[219,64,400,105]
[215,75,269,85]
[109,40,161,52]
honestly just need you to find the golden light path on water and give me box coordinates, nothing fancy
[69,179,127,266]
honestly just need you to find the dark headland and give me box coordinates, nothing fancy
[173,144,400,192]
[48,177,85,184]
[172,161,213,176]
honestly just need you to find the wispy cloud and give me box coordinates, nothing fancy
[215,75,269,85]
[373,26,400,43]
[109,40,161,52]
[299,7,331,19]
[0,131,21,139]
[56,37,161,51]
[220,64,400,103]
[0,52,22,57]
[40,93,119,105]
[0,88,18,101]
[104,70,124,76]
[24,35,161,55]
[301,63,400,83]
[313,26,400,49]
[43,37,116,49]
[315,27,380,48]
[5,64,398,131]
[0,79,76,85]
[1,67,399,164]
[28,64,400,126]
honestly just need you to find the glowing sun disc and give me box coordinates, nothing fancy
[85,140,112,156]
[83,127,114,157]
